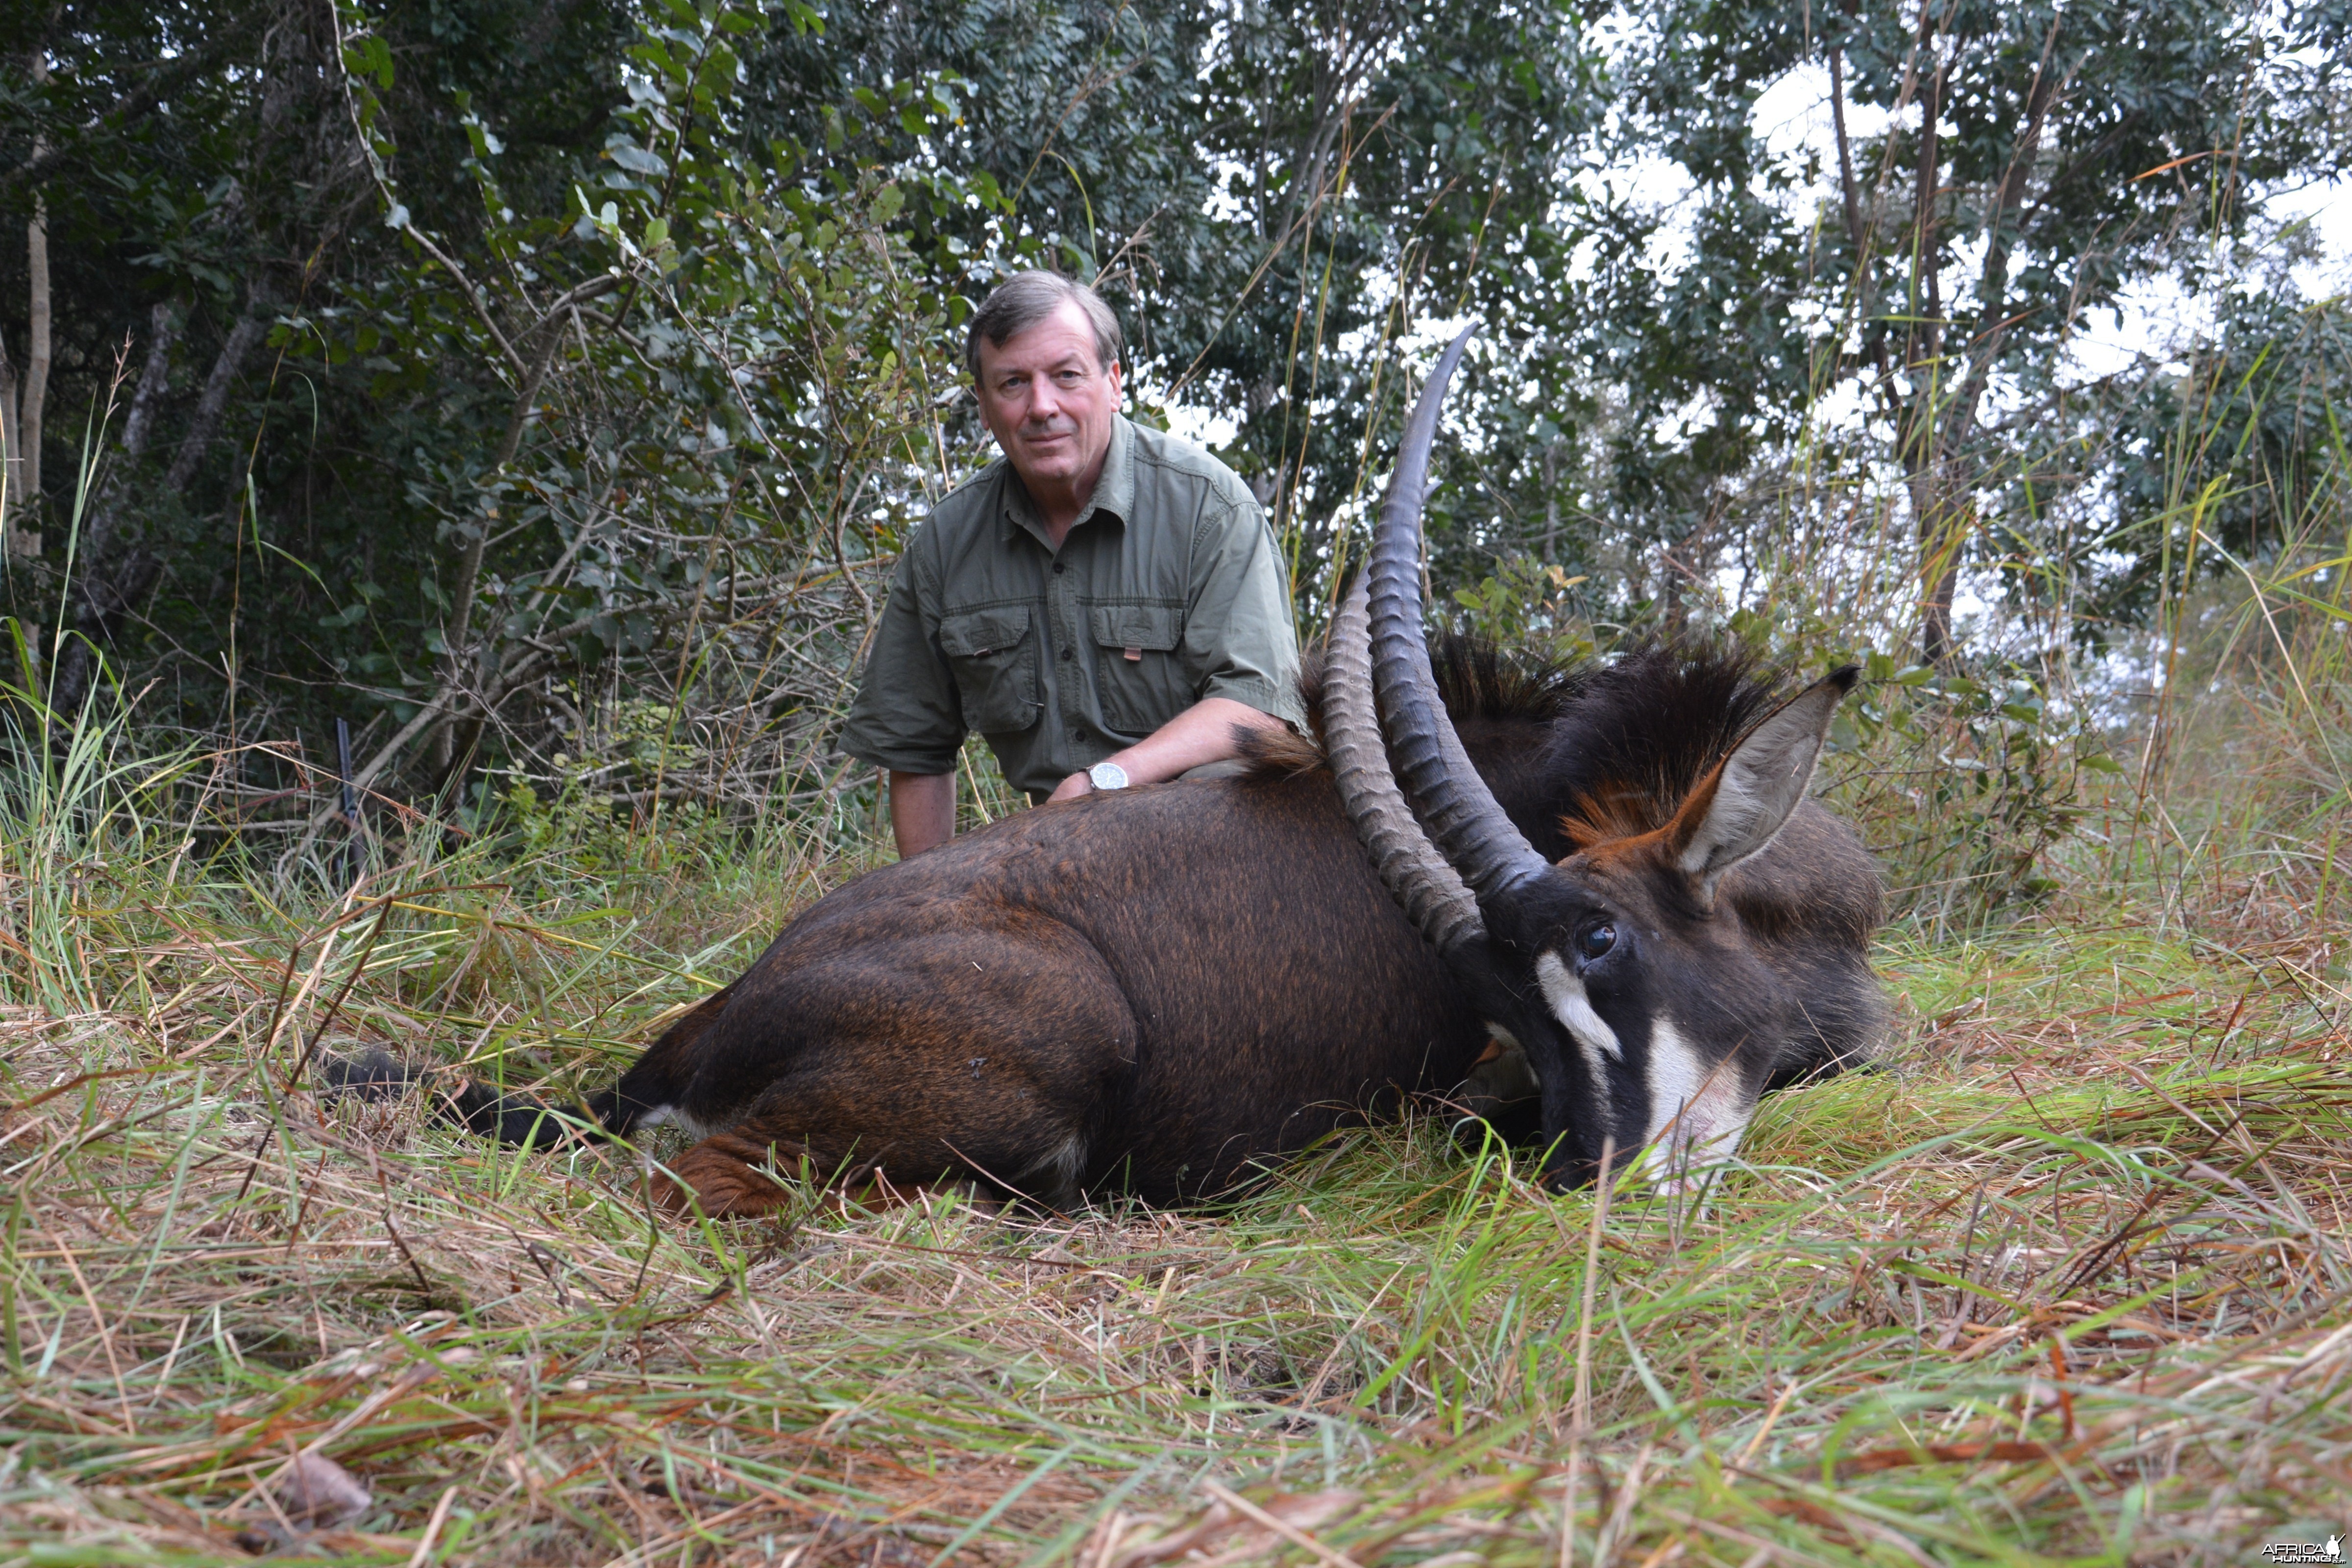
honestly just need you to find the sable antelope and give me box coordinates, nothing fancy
[426,331,1885,1214]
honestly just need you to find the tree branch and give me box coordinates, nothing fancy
[1953,19,2071,433]
[164,294,268,494]
[428,274,620,770]
[1828,46,1894,403]
[397,223,528,382]
[117,302,178,459]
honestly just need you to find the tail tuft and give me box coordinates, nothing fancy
[320,1048,414,1101]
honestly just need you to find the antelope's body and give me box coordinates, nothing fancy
[596,639,1886,1215]
[602,764,1481,1208]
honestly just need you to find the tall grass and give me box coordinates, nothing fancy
[0,637,2344,1564]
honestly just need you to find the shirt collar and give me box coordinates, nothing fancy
[999,415,1135,546]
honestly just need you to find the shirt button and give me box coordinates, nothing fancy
[1072,728,1084,741]
[1052,562,1066,574]
[1061,647,1074,661]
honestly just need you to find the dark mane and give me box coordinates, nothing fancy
[1543,642,1788,847]
[1295,630,1588,728]
[1240,631,1796,863]
[1238,631,1590,780]
[1428,635,1591,727]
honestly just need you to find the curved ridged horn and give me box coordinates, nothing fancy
[1367,327,1554,914]
[1324,570,1484,954]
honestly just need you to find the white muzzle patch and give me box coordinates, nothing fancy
[1639,1016,1751,1180]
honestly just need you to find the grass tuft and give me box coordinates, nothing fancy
[0,698,2347,1564]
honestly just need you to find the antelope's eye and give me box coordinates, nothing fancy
[1577,924,1618,963]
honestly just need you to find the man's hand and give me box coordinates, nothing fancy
[1049,697,1285,803]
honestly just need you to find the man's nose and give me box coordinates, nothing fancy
[1023,380,1065,423]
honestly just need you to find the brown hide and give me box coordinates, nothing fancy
[605,768,1488,1211]
[584,640,1891,1217]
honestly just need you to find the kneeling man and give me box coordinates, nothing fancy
[840,271,1304,858]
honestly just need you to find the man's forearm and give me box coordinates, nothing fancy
[887,770,956,858]
[1046,697,1285,802]
[1115,697,1286,783]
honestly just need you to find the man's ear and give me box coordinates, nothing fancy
[1665,667,1858,906]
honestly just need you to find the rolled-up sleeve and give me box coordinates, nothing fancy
[1183,499,1307,729]
[838,545,967,775]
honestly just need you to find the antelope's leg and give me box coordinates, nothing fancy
[655,1132,808,1219]
[655,920,1140,1217]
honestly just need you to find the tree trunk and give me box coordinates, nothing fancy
[0,335,18,514]
[1541,440,1559,562]
[1914,476,1965,665]
[1907,21,2065,670]
[1901,26,1961,668]
[75,303,180,572]
[165,302,266,494]
[51,298,259,716]
[14,45,51,558]
[21,199,46,520]
[118,303,177,459]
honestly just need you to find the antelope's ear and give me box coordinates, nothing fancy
[1666,666,1857,906]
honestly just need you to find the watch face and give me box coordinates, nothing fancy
[1089,761,1129,791]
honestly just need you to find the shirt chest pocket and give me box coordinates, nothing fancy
[937,606,1041,735]
[1089,604,1187,736]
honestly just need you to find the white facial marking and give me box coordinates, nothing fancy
[1536,953,1622,1092]
[1638,1016,1752,1179]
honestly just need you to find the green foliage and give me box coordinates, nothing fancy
[2092,291,2352,630]
[1833,652,2116,928]
[1446,554,1592,657]
[741,0,1606,615]
[294,0,997,810]
[0,0,2345,913]
[1567,0,2352,643]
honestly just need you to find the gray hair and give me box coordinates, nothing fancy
[965,271,1123,379]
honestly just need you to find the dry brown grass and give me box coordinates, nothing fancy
[0,823,2347,1568]
[0,599,2346,1566]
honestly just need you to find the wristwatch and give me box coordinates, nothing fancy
[1087,760,1130,792]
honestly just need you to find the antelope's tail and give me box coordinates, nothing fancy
[318,984,735,1151]
[320,1051,613,1151]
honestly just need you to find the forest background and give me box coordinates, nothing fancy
[2,0,2346,906]
[3,3,2352,1562]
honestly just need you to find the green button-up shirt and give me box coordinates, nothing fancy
[840,416,1305,800]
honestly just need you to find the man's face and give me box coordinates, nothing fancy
[973,299,1122,496]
